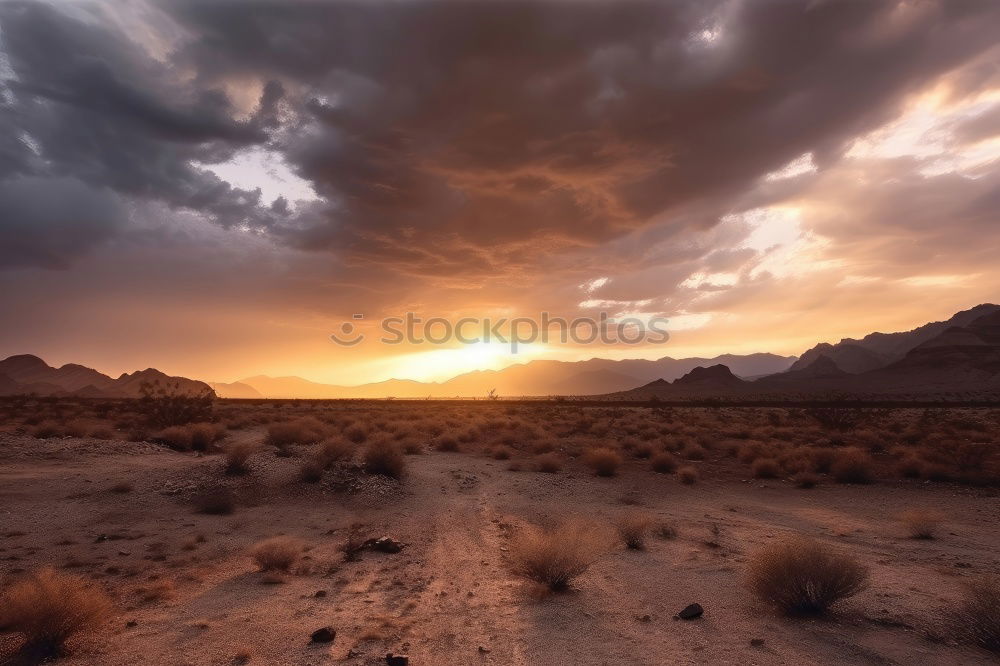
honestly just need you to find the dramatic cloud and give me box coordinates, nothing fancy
[0,0,998,381]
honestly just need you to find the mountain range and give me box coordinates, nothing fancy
[614,304,1000,400]
[2,304,998,400]
[0,354,213,399]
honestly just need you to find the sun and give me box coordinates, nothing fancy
[372,341,549,383]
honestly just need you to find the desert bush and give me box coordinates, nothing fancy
[0,567,112,659]
[224,441,257,475]
[318,437,354,465]
[266,418,325,450]
[363,439,406,479]
[251,536,304,572]
[193,487,237,515]
[953,575,1000,653]
[751,458,782,479]
[631,442,654,459]
[535,452,562,473]
[32,421,65,439]
[899,508,944,539]
[491,445,513,460]
[584,447,622,477]
[65,419,90,438]
[89,424,115,440]
[508,519,609,591]
[157,425,193,450]
[344,423,368,443]
[898,455,925,478]
[747,536,869,615]
[794,472,819,489]
[434,436,460,452]
[677,466,699,484]
[138,380,214,427]
[650,452,677,474]
[188,422,225,450]
[681,443,707,460]
[617,512,654,550]
[831,448,874,484]
[401,440,424,455]
[299,457,325,483]
[655,522,678,539]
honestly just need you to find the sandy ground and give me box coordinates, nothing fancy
[1,431,998,665]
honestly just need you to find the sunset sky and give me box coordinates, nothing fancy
[1,0,999,386]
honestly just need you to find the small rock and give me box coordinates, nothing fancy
[373,537,404,553]
[125,620,138,628]
[636,614,652,622]
[314,590,327,598]
[750,638,765,647]
[478,646,491,653]
[385,654,409,666]
[677,603,704,620]
[310,627,336,643]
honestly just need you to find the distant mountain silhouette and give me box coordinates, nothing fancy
[612,306,1000,401]
[0,355,213,398]
[789,304,1000,374]
[234,353,796,398]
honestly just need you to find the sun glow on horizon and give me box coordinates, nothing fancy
[363,341,552,384]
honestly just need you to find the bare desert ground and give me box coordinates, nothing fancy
[1,401,999,665]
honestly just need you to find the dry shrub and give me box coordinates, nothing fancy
[677,466,699,484]
[535,452,562,473]
[509,519,609,591]
[135,580,174,603]
[266,418,325,450]
[491,445,513,460]
[251,536,304,572]
[363,439,406,479]
[793,472,819,489]
[831,448,874,484]
[899,508,944,539]
[631,442,655,459]
[617,512,654,550]
[65,420,90,438]
[898,455,925,478]
[318,437,354,465]
[193,487,237,515]
[434,436,460,452]
[584,447,622,477]
[650,452,677,474]
[0,567,112,659]
[401,440,424,455]
[299,457,325,483]
[157,425,193,450]
[681,443,707,460]
[344,423,368,443]
[224,441,257,475]
[89,424,115,440]
[747,536,869,615]
[655,522,678,540]
[188,422,225,450]
[953,575,1000,653]
[751,458,782,479]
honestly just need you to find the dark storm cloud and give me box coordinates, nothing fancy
[0,176,126,268]
[2,0,999,276]
[0,0,289,267]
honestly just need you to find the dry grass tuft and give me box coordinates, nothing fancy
[617,512,654,550]
[751,458,782,479]
[677,465,699,484]
[251,536,304,572]
[508,519,610,591]
[363,439,406,479]
[793,472,819,489]
[953,575,1000,653]
[747,536,869,615]
[899,508,944,539]
[583,447,622,477]
[224,441,257,475]
[535,452,562,473]
[650,452,677,474]
[831,448,874,484]
[193,487,237,515]
[0,567,112,659]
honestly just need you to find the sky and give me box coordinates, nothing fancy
[1,0,999,386]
